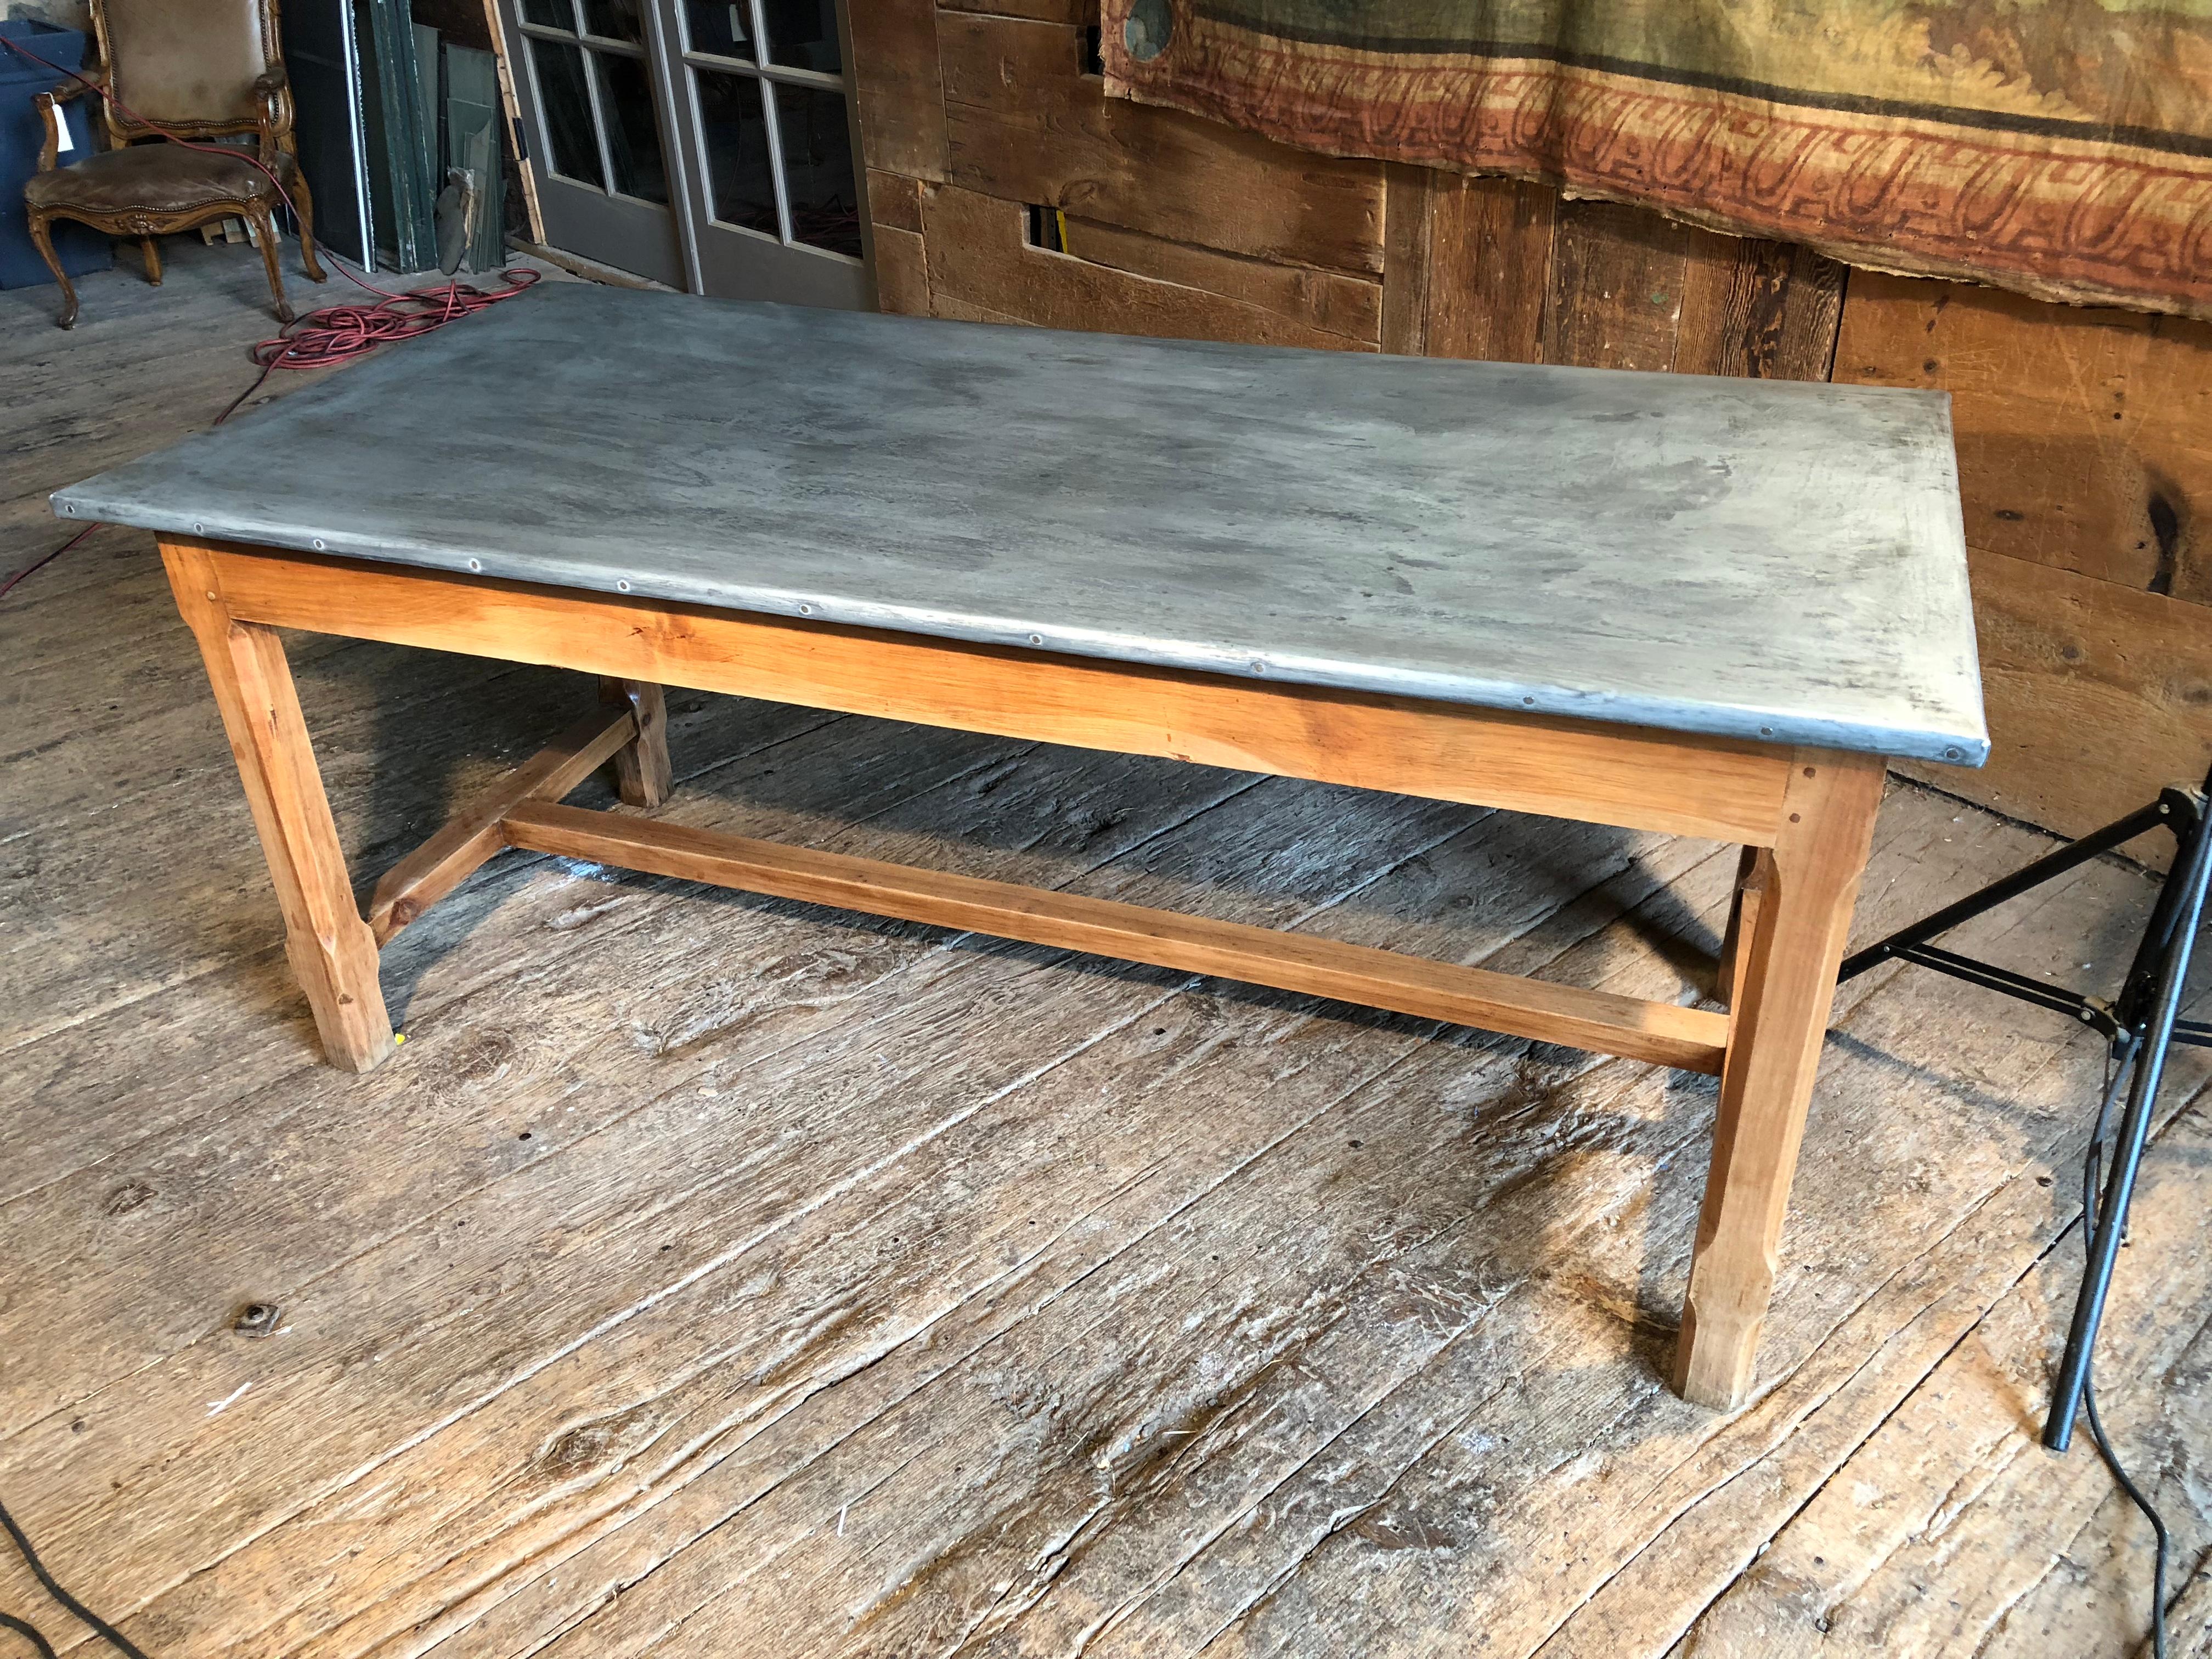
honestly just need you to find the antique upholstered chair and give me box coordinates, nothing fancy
[24,0,326,328]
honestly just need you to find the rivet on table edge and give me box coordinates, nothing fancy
[312,538,325,550]
[617,580,632,592]
[798,603,812,614]
[1028,634,1043,646]
[61,504,74,515]
[1251,661,1266,674]
[467,558,482,572]
[193,523,204,534]
[1760,726,1774,737]
[1945,747,1961,760]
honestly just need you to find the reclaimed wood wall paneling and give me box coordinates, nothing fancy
[1837,276,2212,847]
[852,2,2212,847]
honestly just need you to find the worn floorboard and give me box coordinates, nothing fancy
[2,240,2209,1658]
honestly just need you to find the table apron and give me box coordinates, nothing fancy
[186,538,1799,847]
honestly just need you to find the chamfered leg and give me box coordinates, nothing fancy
[1676,749,1886,1409]
[139,234,163,285]
[161,539,394,1071]
[600,678,672,807]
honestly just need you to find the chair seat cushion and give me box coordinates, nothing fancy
[25,141,292,216]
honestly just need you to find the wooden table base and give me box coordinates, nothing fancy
[160,535,1887,1411]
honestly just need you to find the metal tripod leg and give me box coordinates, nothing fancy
[1839,792,2188,987]
[2044,794,2212,1452]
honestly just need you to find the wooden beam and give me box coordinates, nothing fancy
[1423,172,1555,365]
[936,14,1384,276]
[1058,213,1382,347]
[1543,198,1704,373]
[848,0,949,182]
[501,800,1732,1074]
[193,540,1796,846]
[920,184,1378,353]
[367,706,638,944]
[1674,239,1847,383]
[1380,163,1435,356]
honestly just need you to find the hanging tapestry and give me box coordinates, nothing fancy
[1100,0,2212,321]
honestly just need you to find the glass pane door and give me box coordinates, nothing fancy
[499,0,871,306]
[504,0,686,286]
[662,0,871,307]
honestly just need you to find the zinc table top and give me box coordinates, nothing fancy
[55,281,1985,765]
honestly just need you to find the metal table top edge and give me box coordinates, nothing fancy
[52,283,1991,769]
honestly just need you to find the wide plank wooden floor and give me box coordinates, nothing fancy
[5,239,2212,1658]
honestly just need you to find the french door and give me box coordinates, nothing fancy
[500,0,871,308]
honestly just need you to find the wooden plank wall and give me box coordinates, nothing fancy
[850,0,2212,847]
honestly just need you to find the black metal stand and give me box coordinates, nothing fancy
[1838,764,2212,1452]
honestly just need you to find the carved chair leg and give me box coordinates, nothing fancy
[250,201,294,324]
[139,234,163,285]
[28,212,79,328]
[287,168,328,283]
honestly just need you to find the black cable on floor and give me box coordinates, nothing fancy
[2075,1039,2170,1659]
[0,1493,148,1659]
[0,1610,58,1659]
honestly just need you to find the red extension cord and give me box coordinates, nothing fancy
[216,264,540,424]
[1,32,544,601]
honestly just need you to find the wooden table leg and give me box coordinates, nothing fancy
[600,678,672,808]
[162,541,394,1072]
[1676,750,1886,1409]
[1714,845,1768,1011]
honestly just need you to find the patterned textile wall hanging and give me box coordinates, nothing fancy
[1100,0,2212,321]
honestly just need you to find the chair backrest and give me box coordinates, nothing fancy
[91,0,284,145]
